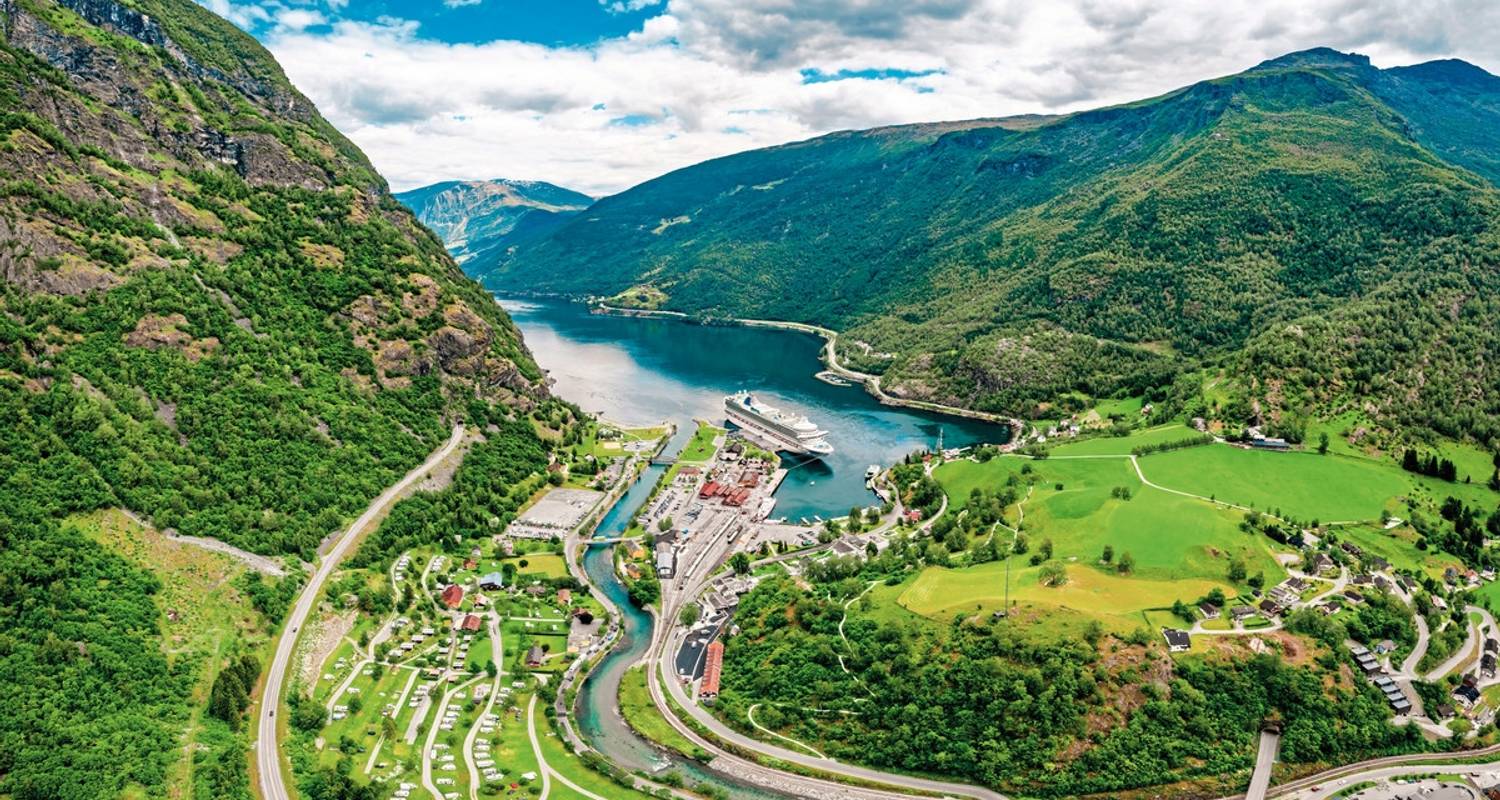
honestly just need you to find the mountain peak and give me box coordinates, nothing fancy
[1252,47,1372,72]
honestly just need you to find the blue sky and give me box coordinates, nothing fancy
[224,0,660,46]
[204,0,1500,196]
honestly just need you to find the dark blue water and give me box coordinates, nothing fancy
[505,297,1009,798]
[501,298,1007,521]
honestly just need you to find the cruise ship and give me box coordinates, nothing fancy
[723,392,834,457]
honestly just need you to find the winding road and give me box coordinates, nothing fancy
[256,424,467,800]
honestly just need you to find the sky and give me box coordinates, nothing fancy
[201,0,1500,197]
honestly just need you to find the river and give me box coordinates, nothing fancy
[501,297,1008,798]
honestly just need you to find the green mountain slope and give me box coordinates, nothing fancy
[503,48,1500,447]
[0,1,560,796]
[394,178,591,277]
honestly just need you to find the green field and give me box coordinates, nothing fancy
[899,560,1232,633]
[1047,423,1199,456]
[538,699,659,800]
[1338,523,1463,580]
[679,423,724,462]
[937,456,1285,584]
[1138,446,1410,522]
[932,457,1027,511]
[618,666,701,759]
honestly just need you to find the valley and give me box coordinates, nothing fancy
[2,2,1500,800]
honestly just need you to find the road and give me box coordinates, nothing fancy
[1246,730,1280,800]
[524,696,553,800]
[256,424,467,800]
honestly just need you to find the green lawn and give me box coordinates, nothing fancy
[1047,423,1199,456]
[940,456,1285,585]
[1338,523,1463,580]
[932,457,1028,511]
[898,559,1233,634]
[618,666,701,759]
[679,423,724,463]
[1138,446,1409,522]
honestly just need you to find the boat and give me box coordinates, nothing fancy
[814,370,851,387]
[864,465,881,480]
[723,392,834,457]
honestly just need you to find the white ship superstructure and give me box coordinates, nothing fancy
[724,392,834,457]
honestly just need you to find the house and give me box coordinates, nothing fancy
[1231,605,1256,622]
[473,594,489,608]
[556,588,572,607]
[478,572,505,591]
[1310,553,1335,575]
[1250,436,1289,450]
[699,641,724,704]
[1445,567,1461,585]
[526,645,545,667]
[1258,598,1282,617]
[1342,589,1363,604]
[1455,683,1482,707]
[1367,556,1391,572]
[1162,628,1191,653]
[463,558,478,571]
[1486,638,1498,654]
[440,584,464,609]
[500,538,515,557]
[623,562,642,580]
[655,543,676,579]
[525,583,547,598]
[1484,653,1497,679]
[1432,594,1450,611]
[1340,542,1364,559]
[1199,603,1221,620]
[625,541,647,561]
[1374,639,1396,655]
[459,614,482,633]
[1434,704,1456,720]
[1350,573,1373,586]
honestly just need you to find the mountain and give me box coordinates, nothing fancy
[501,48,1500,448]
[0,1,560,796]
[395,178,591,279]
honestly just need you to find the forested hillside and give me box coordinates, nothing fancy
[0,0,554,796]
[395,178,591,278]
[502,49,1500,449]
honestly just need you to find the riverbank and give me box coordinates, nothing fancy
[589,302,1025,441]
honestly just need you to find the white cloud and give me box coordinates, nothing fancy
[443,0,483,7]
[258,0,1500,197]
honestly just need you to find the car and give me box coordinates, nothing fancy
[269,709,275,717]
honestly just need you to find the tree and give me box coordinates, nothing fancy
[1317,432,1330,455]
[1012,533,1029,556]
[1039,562,1068,586]
[1227,556,1247,582]
[679,603,701,627]
[730,552,751,575]
[1101,545,1114,564]
[1118,551,1136,574]
[658,516,673,533]
[1039,538,1054,560]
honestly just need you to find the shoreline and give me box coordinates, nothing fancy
[588,301,1026,441]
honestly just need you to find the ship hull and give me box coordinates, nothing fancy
[724,400,833,457]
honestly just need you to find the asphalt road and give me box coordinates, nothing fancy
[1246,730,1280,800]
[256,424,466,800]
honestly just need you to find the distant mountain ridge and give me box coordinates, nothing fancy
[496,47,1500,448]
[395,178,591,278]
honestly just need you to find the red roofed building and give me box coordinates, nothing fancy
[699,640,724,705]
[698,481,721,499]
[440,584,464,609]
[556,588,572,606]
[460,614,482,632]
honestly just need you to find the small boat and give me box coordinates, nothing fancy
[815,370,851,387]
[864,465,881,480]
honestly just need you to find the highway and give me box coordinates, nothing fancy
[256,424,467,800]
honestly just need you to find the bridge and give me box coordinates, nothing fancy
[586,536,644,545]
[650,455,677,466]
